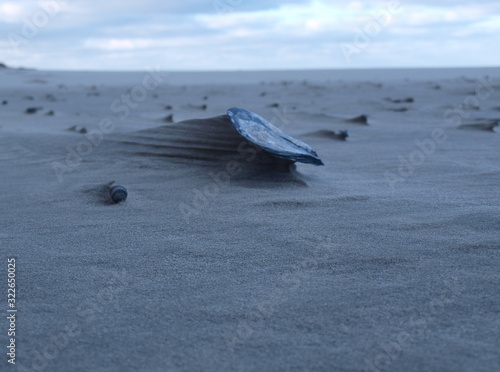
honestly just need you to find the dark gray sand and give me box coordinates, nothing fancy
[1,68,499,372]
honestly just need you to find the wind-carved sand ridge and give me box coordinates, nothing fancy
[113,114,307,183]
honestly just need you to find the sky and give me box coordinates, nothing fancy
[0,0,499,71]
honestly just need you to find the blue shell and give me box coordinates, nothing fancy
[227,107,324,165]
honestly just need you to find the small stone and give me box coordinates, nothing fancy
[110,185,128,204]
[347,115,369,125]
[25,107,42,114]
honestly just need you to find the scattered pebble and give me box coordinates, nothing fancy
[458,120,499,132]
[25,107,43,114]
[390,108,409,113]
[110,185,128,204]
[67,125,87,134]
[336,130,349,140]
[312,129,349,141]
[385,97,414,103]
[347,114,369,124]
[188,104,207,110]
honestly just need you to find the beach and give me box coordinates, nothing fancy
[1,66,499,372]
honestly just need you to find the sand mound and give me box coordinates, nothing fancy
[114,114,300,178]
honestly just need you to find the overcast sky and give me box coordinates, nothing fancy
[1,0,499,71]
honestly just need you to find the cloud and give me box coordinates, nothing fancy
[0,2,28,23]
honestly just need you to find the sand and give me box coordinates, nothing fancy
[1,66,499,372]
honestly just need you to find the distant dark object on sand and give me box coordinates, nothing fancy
[386,97,414,104]
[2,100,7,105]
[388,107,409,113]
[189,104,207,110]
[25,107,43,114]
[164,114,174,123]
[458,120,499,132]
[306,129,349,141]
[67,125,87,134]
[347,115,369,125]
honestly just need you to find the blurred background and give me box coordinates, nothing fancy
[1,0,499,71]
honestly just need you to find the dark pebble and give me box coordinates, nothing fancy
[110,185,128,203]
[347,115,369,124]
[25,107,42,114]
